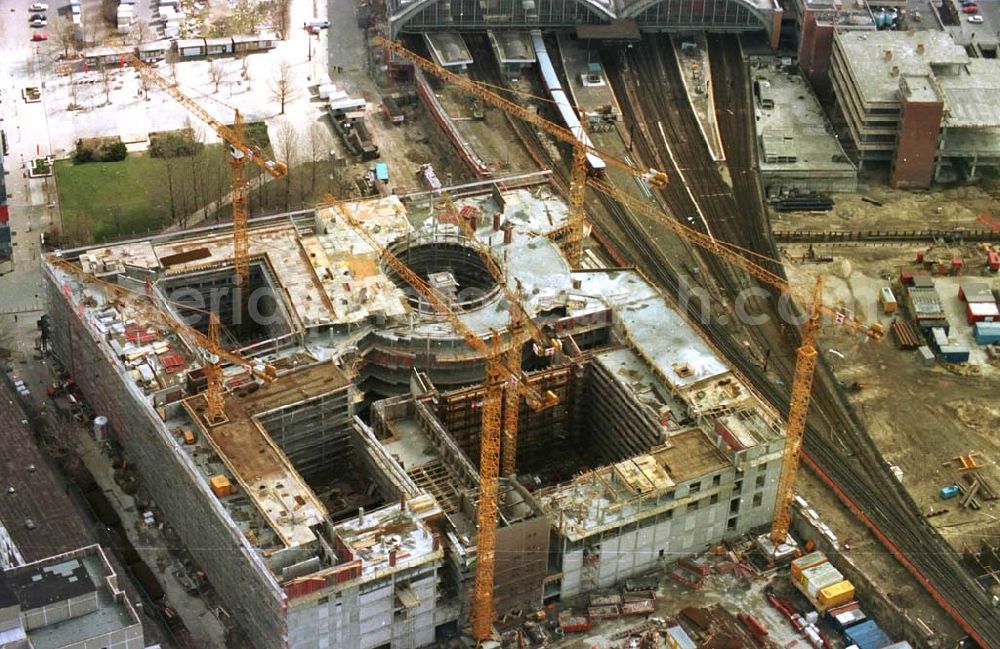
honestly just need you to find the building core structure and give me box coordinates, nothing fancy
[43,184,784,649]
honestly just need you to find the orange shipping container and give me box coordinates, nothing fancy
[210,475,233,498]
[818,580,855,609]
[791,551,827,580]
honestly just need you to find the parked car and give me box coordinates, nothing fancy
[962,4,978,12]
[304,19,329,29]
[29,13,46,26]
[29,2,48,11]
[968,14,985,21]
[31,32,48,40]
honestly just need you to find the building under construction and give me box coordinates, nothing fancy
[42,184,784,649]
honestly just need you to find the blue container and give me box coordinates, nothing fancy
[846,620,892,649]
[974,322,1000,345]
[374,162,389,182]
[939,345,970,364]
[940,484,960,499]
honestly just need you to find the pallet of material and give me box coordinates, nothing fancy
[557,610,591,633]
[587,604,621,620]
[680,555,711,575]
[589,592,623,607]
[622,590,657,602]
[621,599,656,616]
[892,319,921,349]
[671,566,705,589]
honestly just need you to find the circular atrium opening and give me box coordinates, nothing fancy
[385,240,502,313]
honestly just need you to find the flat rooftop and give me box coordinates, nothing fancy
[4,548,139,649]
[334,498,443,580]
[0,380,93,564]
[182,363,345,548]
[753,63,857,177]
[835,31,969,104]
[424,33,473,67]
[936,59,1000,128]
[571,269,748,413]
[535,428,731,541]
[556,33,621,119]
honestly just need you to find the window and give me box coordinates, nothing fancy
[727,516,738,530]
[712,474,721,487]
[755,474,766,488]
[689,499,700,512]
[710,494,719,505]
[730,498,740,514]
[735,479,743,492]
[666,490,676,501]
[753,493,763,508]
[689,481,701,494]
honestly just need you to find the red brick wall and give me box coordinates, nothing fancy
[798,13,834,86]
[891,97,943,189]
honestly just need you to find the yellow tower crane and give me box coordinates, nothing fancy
[49,256,278,425]
[321,197,556,642]
[437,192,559,476]
[372,36,668,267]
[583,177,886,546]
[125,54,288,300]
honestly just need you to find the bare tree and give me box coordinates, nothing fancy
[100,64,112,105]
[240,54,251,90]
[68,71,80,110]
[52,19,79,59]
[269,60,296,115]
[134,19,150,44]
[186,118,206,219]
[269,0,292,36]
[275,119,299,212]
[306,122,332,200]
[207,61,224,93]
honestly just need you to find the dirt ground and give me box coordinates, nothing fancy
[771,185,1000,232]
[780,241,1000,560]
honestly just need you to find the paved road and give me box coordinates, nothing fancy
[0,2,60,342]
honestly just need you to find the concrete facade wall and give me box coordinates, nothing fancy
[58,623,145,649]
[891,96,943,189]
[22,591,98,630]
[285,567,439,649]
[44,269,287,649]
[557,450,781,600]
[494,516,550,613]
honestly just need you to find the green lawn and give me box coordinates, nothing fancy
[56,145,228,245]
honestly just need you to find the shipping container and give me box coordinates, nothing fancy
[879,287,897,314]
[966,301,999,325]
[917,345,935,365]
[827,602,867,633]
[939,345,970,363]
[791,551,828,580]
[818,580,855,608]
[845,620,892,649]
[974,322,1000,345]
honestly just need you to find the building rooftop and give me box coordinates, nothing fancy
[753,63,856,177]
[0,379,93,565]
[836,30,968,104]
[936,59,1000,128]
[535,428,731,541]
[3,547,141,649]
[181,363,344,548]
[333,499,443,581]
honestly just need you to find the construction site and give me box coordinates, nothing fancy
[43,175,791,646]
[5,0,1000,644]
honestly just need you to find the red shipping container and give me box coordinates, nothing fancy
[988,251,1000,272]
[0,205,9,224]
[966,301,999,325]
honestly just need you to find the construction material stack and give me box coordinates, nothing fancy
[790,552,856,613]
